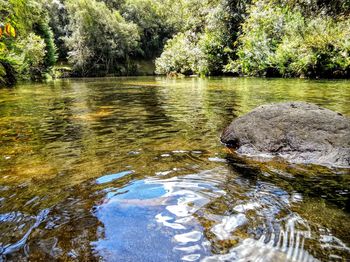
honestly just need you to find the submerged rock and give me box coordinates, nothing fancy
[221,102,350,168]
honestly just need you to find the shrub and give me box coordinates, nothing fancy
[17,33,47,79]
[276,16,350,77]
[155,32,206,75]
[155,0,250,76]
[227,0,350,78]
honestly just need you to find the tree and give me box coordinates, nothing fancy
[155,0,251,76]
[121,0,181,58]
[65,0,140,76]
[44,0,69,60]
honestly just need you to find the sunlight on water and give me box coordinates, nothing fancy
[0,77,349,261]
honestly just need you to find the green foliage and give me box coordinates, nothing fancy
[155,0,246,76]
[101,0,126,10]
[181,0,217,32]
[227,0,350,77]
[121,0,181,58]
[65,0,140,76]
[7,0,45,33]
[0,0,57,86]
[155,32,206,75]
[44,0,69,60]
[2,0,349,81]
[198,2,237,75]
[225,2,290,76]
[274,16,350,77]
[33,20,57,67]
[273,0,350,17]
[17,33,47,78]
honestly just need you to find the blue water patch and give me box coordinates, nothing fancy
[92,203,180,261]
[92,179,177,261]
[105,180,167,200]
[96,170,134,184]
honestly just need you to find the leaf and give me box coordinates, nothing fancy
[10,26,16,38]
[0,42,6,52]
[0,27,2,38]
[5,24,11,36]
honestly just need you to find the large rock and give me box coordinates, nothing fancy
[221,102,350,168]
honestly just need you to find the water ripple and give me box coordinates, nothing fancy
[0,209,50,256]
[93,164,350,261]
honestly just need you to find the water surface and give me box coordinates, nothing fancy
[0,77,349,261]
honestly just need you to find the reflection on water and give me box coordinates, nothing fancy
[0,77,349,261]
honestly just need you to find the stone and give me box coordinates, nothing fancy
[221,102,350,168]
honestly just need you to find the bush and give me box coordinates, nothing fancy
[0,0,58,86]
[155,32,206,75]
[275,16,350,77]
[155,1,238,76]
[17,33,47,79]
[225,2,291,76]
[226,0,350,77]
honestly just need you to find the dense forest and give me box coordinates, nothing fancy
[0,0,349,86]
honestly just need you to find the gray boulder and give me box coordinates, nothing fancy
[221,102,350,168]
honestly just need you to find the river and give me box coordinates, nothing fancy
[0,77,349,261]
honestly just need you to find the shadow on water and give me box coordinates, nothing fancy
[225,153,350,211]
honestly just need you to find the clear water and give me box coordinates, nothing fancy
[0,77,349,261]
